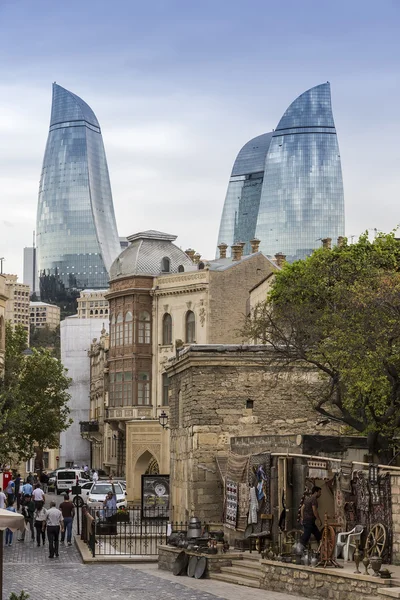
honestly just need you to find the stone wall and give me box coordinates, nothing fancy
[260,560,392,600]
[208,253,276,344]
[391,474,400,564]
[166,345,324,523]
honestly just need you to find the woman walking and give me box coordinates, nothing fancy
[34,504,47,547]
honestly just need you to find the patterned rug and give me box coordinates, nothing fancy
[225,479,238,529]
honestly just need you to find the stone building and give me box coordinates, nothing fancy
[152,239,278,412]
[166,344,326,523]
[81,328,115,473]
[105,230,193,498]
[30,301,60,330]
[5,274,30,344]
[77,289,109,319]
[0,274,8,375]
[103,232,279,501]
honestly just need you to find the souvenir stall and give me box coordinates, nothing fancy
[220,450,394,568]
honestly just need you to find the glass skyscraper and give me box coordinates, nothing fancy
[37,83,121,290]
[216,83,345,262]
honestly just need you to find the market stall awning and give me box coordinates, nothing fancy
[0,509,24,532]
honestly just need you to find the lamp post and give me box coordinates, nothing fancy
[158,411,169,430]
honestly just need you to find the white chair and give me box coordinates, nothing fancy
[336,525,364,561]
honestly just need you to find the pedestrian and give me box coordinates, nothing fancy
[5,478,15,506]
[34,503,47,547]
[300,486,323,547]
[32,484,45,510]
[5,500,17,546]
[39,471,49,494]
[92,469,99,484]
[0,487,6,509]
[84,464,89,473]
[103,480,117,520]
[21,480,33,498]
[14,473,22,511]
[59,494,75,546]
[45,501,64,559]
[19,494,35,542]
[26,472,33,485]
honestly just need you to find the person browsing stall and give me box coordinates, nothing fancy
[300,486,322,547]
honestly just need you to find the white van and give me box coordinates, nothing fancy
[55,469,89,495]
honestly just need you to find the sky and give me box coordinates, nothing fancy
[0,0,400,278]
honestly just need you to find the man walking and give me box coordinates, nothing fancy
[32,484,45,510]
[21,480,33,498]
[45,501,64,558]
[14,474,21,510]
[5,478,15,506]
[300,486,322,547]
[92,469,99,484]
[0,487,6,509]
[59,494,75,546]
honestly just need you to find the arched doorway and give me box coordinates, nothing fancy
[133,450,160,501]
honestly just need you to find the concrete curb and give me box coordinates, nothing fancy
[74,536,158,564]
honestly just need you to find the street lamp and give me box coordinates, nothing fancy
[158,411,169,429]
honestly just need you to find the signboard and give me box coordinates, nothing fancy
[141,474,169,519]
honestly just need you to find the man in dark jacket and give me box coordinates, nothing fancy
[19,494,35,542]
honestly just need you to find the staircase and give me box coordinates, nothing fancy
[210,554,262,588]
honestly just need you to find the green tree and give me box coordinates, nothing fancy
[30,324,60,359]
[243,232,400,457]
[0,323,71,466]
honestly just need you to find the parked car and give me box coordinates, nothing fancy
[85,482,127,510]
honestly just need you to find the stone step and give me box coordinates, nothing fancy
[378,588,400,598]
[220,565,262,580]
[233,559,262,571]
[211,572,261,588]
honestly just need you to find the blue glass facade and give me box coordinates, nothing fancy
[217,83,345,261]
[37,84,121,289]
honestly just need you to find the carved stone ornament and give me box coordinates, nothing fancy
[186,301,192,310]
[199,307,206,326]
[163,304,169,313]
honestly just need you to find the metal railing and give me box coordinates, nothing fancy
[80,420,99,433]
[82,505,169,557]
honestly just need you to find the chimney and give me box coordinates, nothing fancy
[193,253,201,264]
[337,236,345,248]
[274,253,286,268]
[250,238,260,253]
[185,248,195,261]
[217,243,228,259]
[231,244,241,261]
[321,238,332,250]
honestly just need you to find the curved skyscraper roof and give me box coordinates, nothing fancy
[216,83,345,261]
[37,83,121,290]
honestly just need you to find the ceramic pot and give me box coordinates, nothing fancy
[369,555,382,577]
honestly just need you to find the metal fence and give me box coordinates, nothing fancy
[83,505,169,557]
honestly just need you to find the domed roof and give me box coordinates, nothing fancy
[109,230,193,280]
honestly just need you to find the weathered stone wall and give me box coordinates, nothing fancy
[158,545,234,575]
[167,346,326,523]
[391,473,400,564]
[260,560,392,600]
[208,253,276,344]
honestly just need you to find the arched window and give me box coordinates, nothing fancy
[124,311,133,345]
[116,313,123,346]
[110,314,116,346]
[185,311,195,343]
[138,311,151,344]
[178,265,185,273]
[161,257,170,273]
[162,313,172,345]
[138,372,150,405]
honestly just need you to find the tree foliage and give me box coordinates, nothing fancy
[243,232,400,456]
[0,323,71,465]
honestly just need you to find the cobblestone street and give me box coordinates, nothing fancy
[2,495,303,600]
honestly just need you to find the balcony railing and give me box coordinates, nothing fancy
[80,421,99,433]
